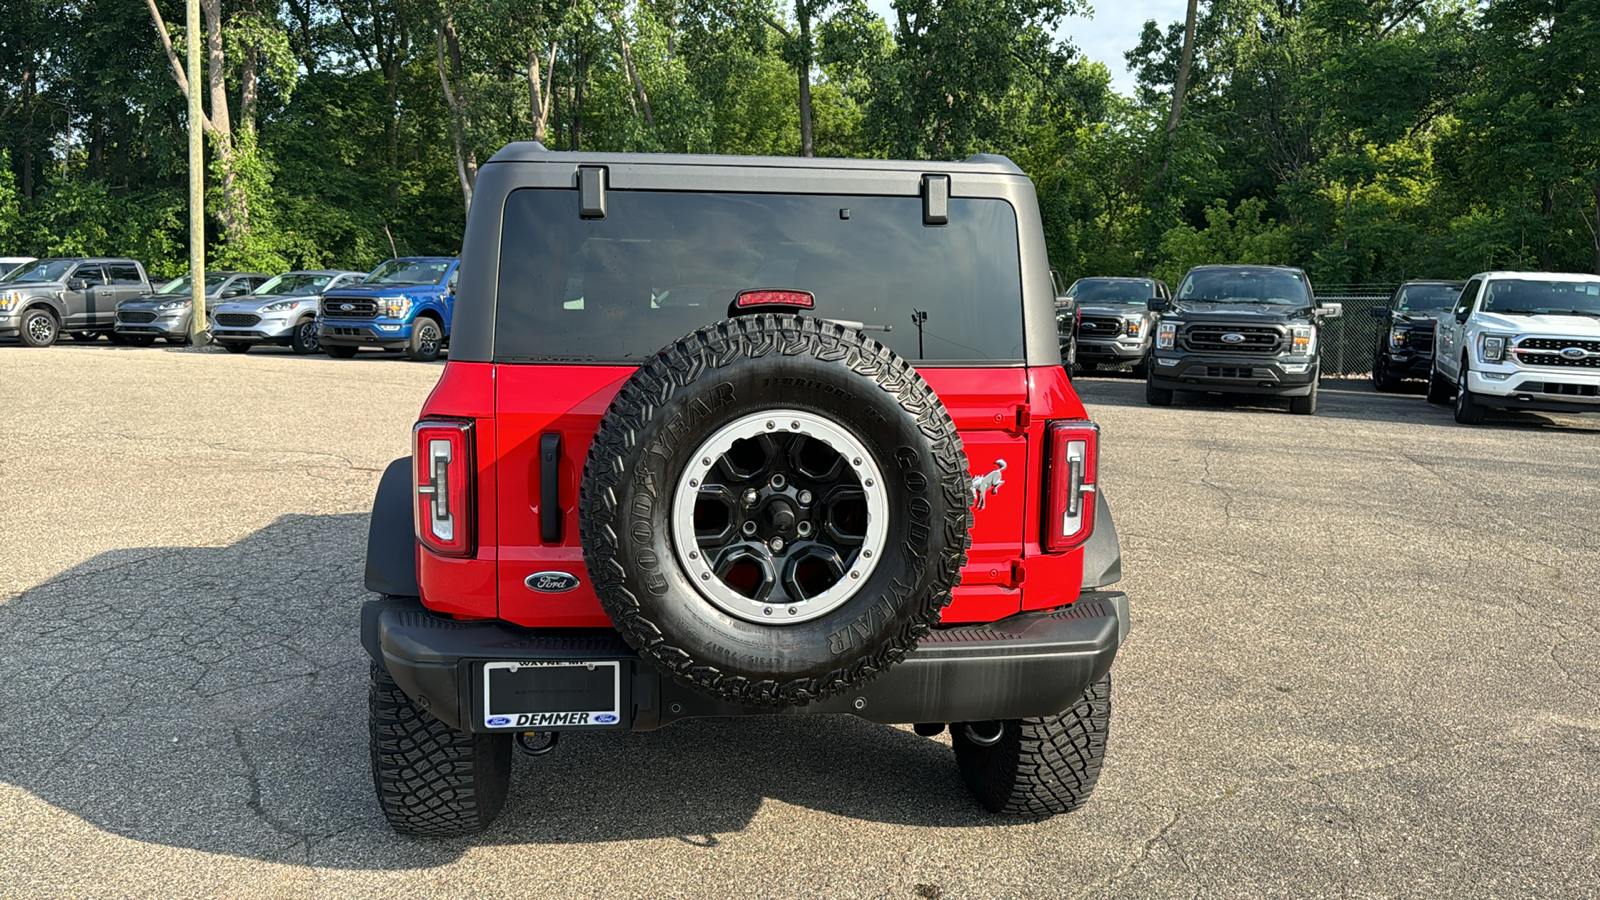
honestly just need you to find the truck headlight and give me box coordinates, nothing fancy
[1291,325,1316,356]
[1388,327,1408,349]
[1125,318,1143,337]
[1480,333,1513,364]
[1157,322,1177,349]
[382,296,412,318]
[0,291,20,310]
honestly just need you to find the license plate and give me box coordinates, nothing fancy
[481,661,623,730]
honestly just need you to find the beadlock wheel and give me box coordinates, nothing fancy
[670,409,889,625]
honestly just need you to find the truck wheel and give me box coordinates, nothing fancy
[1426,361,1452,405]
[1289,384,1317,415]
[1372,353,1400,392]
[1130,356,1150,380]
[406,318,442,362]
[1454,363,1486,425]
[20,308,59,347]
[325,344,358,359]
[954,673,1111,815]
[369,663,512,835]
[290,317,320,354]
[221,341,250,354]
[1144,380,1173,406]
[580,314,971,708]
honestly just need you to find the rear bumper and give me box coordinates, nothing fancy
[361,592,1129,733]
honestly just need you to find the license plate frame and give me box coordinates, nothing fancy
[480,660,624,731]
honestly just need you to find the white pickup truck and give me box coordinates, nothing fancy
[1429,271,1600,424]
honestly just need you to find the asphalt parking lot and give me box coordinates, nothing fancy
[1,345,1596,899]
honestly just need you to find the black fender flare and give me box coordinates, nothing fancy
[365,457,419,597]
[1079,488,1122,589]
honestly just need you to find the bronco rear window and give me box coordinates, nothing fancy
[494,189,1025,363]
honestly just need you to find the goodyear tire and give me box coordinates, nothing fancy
[369,663,512,835]
[954,673,1111,815]
[579,314,971,707]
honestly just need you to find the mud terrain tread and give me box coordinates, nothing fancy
[955,673,1111,815]
[580,314,970,708]
[369,663,511,835]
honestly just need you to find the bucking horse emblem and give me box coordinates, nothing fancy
[970,459,1007,510]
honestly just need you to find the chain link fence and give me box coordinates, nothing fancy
[1316,285,1396,377]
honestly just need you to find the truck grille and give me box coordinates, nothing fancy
[1515,337,1600,369]
[1408,328,1435,354]
[215,313,260,327]
[1077,315,1123,338]
[323,297,377,318]
[118,310,157,324]
[1182,324,1283,355]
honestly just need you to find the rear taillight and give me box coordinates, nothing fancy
[413,418,475,557]
[1044,421,1098,552]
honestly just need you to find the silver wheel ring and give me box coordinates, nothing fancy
[670,409,888,625]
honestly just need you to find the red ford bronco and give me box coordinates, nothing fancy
[360,146,1130,834]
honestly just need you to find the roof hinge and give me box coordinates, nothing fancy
[578,166,607,219]
[922,174,949,226]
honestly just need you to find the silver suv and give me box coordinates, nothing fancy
[211,270,366,354]
[115,272,268,345]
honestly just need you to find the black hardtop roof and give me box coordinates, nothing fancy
[485,143,1025,176]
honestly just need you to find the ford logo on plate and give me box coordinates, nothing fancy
[1560,346,1587,359]
[526,571,580,593]
[339,303,354,311]
[1221,333,1246,344]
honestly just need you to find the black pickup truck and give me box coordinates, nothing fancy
[1368,280,1463,392]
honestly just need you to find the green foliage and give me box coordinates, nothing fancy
[0,0,1595,285]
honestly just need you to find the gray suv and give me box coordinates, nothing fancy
[1066,276,1169,378]
[0,257,153,347]
[115,272,268,345]
[211,269,366,354]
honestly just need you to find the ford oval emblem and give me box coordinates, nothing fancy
[526,571,580,593]
[1081,322,1096,329]
[1560,346,1587,359]
[1221,333,1246,344]
[339,303,354,311]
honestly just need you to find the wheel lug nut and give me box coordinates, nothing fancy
[770,537,785,552]
[798,490,812,505]
[742,521,758,536]
[797,521,812,537]
[771,474,787,489]
[743,489,758,505]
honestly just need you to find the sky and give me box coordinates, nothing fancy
[862,0,1190,95]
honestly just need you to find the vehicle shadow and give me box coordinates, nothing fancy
[0,514,1000,868]
[1074,374,1600,432]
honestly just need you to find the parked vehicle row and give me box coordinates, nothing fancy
[0,255,461,361]
[1060,264,1600,424]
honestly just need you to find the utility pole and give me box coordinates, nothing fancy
[186,0,207,345]
[911,309,927,360]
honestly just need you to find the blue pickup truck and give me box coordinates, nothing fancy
[318,257,460,361]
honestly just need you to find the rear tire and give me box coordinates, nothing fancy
[1426,361,1452,405]
[221,341,250,354]
[1454,362,1486,425]
[406,318,443,362]
[954,673,1111,815]
[369,663,512,836]
[325,344,358,359]
[1145,380,1173,406]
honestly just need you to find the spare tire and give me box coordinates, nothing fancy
[580,314,971,707]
